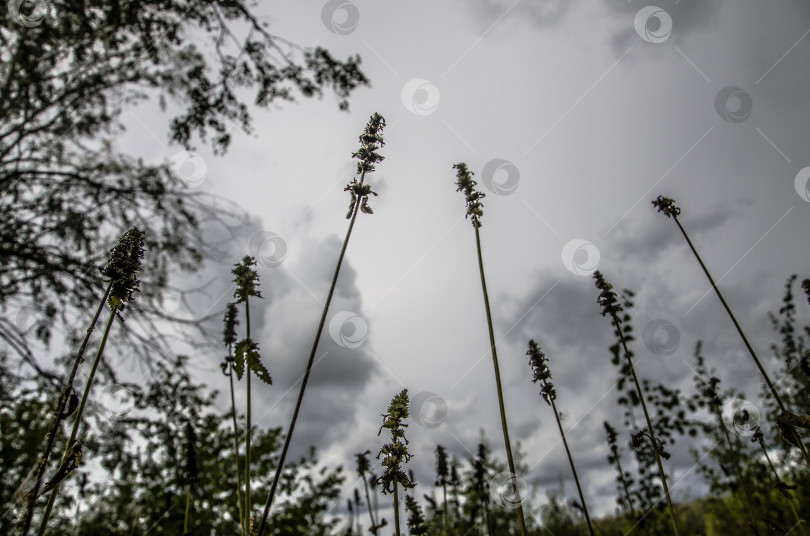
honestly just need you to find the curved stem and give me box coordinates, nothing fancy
[38,306,117,535]
[21,282,112,536]
[550,398,595,536]
[473,223,528,536]
[256,171,367,535]
[673,216,810,467]
[614,314,680,536]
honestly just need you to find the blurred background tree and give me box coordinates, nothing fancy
[0,0,369,381]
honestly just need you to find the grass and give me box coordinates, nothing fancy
[33,228,145,536]
[13,130,810,535]
[255,112,386,536]
[594,270,680,535]
[453,162,529,536]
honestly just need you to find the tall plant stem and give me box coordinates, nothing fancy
[614,317,680,536]
[244,295,252,532]
[717,413,760,535]
[227,351,245,536]
[755,435,807,536]
[442,482,449,536]
[256,171,367,535]
[550,398,595,536]
[361,473,378,535]
[21,282,112,536]
[184,483,192,534]
[473,224,528,536]
[39,306,118,535]
[673,216,810,467]
[614,449,637,522]
[393,481,401,536]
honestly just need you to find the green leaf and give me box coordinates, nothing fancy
[248,351,272,386]
[234,339,252,381]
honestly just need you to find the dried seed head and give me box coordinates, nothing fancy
[232,256,262,303]
[453,162,485,227]
[352,113,386,174]
[185,421,199,485]
[355,450,372,477]
[223,303,239,347]
[527,340,556,405]
[101,227,145,316]
[651,195,681,218]
[594,271,622,317]
[376,389,415,494]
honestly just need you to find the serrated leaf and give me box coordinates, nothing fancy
[248,351,272,385]
[234,339,253,381]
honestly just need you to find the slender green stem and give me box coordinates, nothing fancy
[227,353,245,536]
[755,436,807,536]
[472,223,528,536]
[713,407,760,535]
[39,306,117,535]
[21,282,112,536]
[361,473,378,535]
[184,483,192,535]
[256,171,367,535]
[614,449,637,522]
[442,482,448,536]
[614,314,680,536]
[244,295,252,532]
[673,216,810,467]
[393,480,400,536]
[550,398,595,536]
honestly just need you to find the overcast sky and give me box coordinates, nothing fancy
[109,0,810,525]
